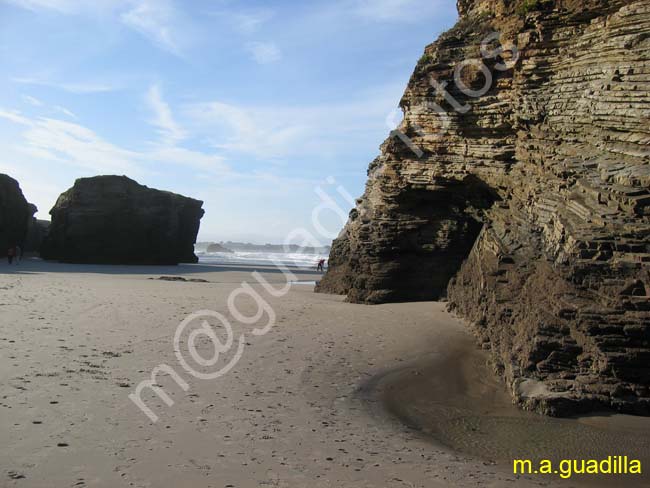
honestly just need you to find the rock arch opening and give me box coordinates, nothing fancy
[384,175,499,302]
[317,175,499,304]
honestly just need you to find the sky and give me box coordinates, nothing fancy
[0,0,457,244]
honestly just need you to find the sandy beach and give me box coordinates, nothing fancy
[1,260,648,488]
[2,0,649,486]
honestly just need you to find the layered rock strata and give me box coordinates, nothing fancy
[41,176,204,265]
[317,0,650,415]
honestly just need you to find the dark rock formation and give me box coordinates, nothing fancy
[206,243,234,253]
[151,276,210,283]
[317,0,650,416]
[41,176,204,265]
[25,205,50,255]
[0,174,36,256]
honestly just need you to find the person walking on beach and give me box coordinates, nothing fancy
[317,258,326,272]
[16,245,22,263]
[7,246,16,265]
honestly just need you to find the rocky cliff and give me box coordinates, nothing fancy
[317,0,650,415]
[25,212,50,255]
[0,174,36,256]
[41,176,204,265]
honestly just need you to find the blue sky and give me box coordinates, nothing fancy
[0,0,457,243]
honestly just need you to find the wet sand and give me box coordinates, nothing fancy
[374,332,650,487]
[1,259,648,487]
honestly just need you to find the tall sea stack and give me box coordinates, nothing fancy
[317,0,650,416]
[0,174,36,256]
[41,176,205,265]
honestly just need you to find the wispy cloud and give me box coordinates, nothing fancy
[183,82,403,161]
[3,0,187,56]
[0,108,33,125]
[22,94,43,106]
[184,101,304,160]
[0,106,228,175]
[145,84,186,145]
[1,0,79,13]
[207,8,274,34]
[234,9,274,34]
[120,0,183,56]
[12,77,118,94]
[22,117,139,174]
[19,92,78,119]
[1,0,132,15]
[245,41,282,65]
[54,105,77,119]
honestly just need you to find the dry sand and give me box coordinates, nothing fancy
[1,259,648,487]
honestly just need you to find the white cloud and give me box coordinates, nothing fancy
[206,8,274,34]
[14,94,78,119]
[3,0,186,56]
[120,0,183,56]
[1,0,131,15]
[2,0,79,13]
[0,108,33,125]
[210,8,274,34]
[234,10,273,34]
[21,117,140,173]
[54,82,116,94]
[145,84,186,145]
[184,101,305,160]
[22,95,43,106]
[54,105,77,119]
[183,82,404,160]
[245,41,282,65]
[12,77,118,94]
[0,107,228,176]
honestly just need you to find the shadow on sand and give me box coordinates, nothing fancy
[0,258,322,278]
[360,333,650,487]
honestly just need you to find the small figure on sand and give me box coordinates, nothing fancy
[317,258,326,272]
[7,246,16,265]
[16,245,22,263]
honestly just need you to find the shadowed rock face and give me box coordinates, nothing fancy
[0,174,36,256]
[41,176,204,265]
[317,0,650,416]
[25,211,50,254]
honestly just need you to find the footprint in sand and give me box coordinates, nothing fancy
[200,404,215,416]
[7,470,26,480]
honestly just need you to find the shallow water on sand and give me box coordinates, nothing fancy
[375,336,650,486]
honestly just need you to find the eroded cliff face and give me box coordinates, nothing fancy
[316,0,650,415]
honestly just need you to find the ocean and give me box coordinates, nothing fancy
[197,250,328,270]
